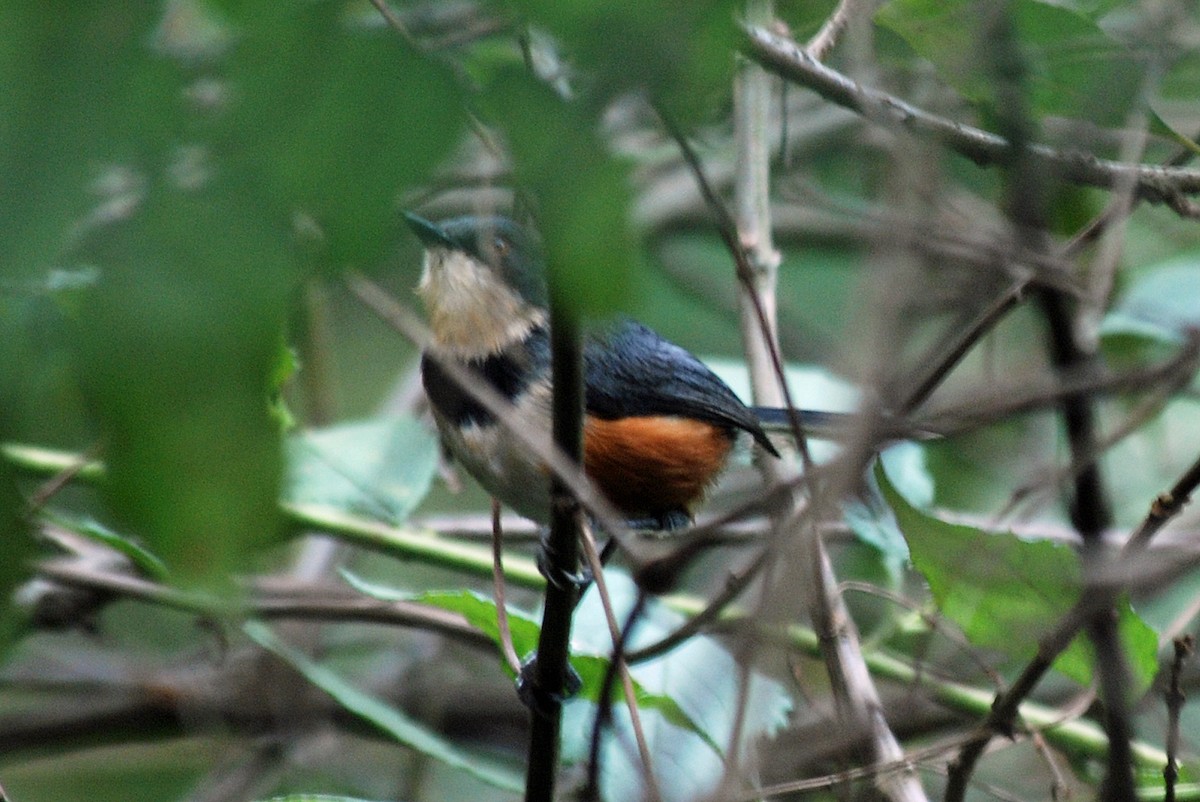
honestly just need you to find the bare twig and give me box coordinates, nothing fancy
[491,499,522,676]
[945,7,1134,797]
[1031,731,1072,802]
[897,279,1027,415]
[35,558,491,648]
[578,527,660,802]
[367,0,418,45]
[805,0,875,61]
[28,441,103,513]
[524,303,585,802]
[1165,636,1193,802]
[739,24,1200,213]
[627,547,770,663]
[654,111,815,466]
[1126,452,1200,551]
[838,582,1004,688]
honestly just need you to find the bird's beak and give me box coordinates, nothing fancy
[403,211,455,249]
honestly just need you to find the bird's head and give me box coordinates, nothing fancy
[406,212,548,358]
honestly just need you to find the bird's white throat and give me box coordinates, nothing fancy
[417,247,547,359]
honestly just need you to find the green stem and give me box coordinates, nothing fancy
[4,441,1172,771]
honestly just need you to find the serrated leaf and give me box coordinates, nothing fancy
[370,582,728,755]
[285,417,439,524]
[244,621,523,794]
[878,463,1159,693]
[562,573,793,802]
[411,588,543,660]
[569,654,723,757]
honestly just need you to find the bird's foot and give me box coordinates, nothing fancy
[536,528,592,591]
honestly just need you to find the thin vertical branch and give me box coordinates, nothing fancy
[524,304,583,802]
[727,3,925,801]
[735,0,785,415]
[492,499,522,676]
[948,6,1134,800]
[1164,636,1192,802]
[577,523,660,802]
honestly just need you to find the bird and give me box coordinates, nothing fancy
[406,212,840,531]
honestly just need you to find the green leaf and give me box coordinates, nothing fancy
[562,573,793,802]
[1101,253,1200,369]
[363,583,727,755]
[878,462,1159,693]
[0,452,33,654]
[223,4,465,265]
[569,654,723,757]
[1110,253,1200,333]
[0,2,166,279]
[342,580,543,671]
[243,621,524,794]
[877,0,1155,131]
[480,69,637,318]
[285,417,439,524]
[507,0,739,121]
[409,588,542,661]
[52,515,171,582]
[77,186,291,586]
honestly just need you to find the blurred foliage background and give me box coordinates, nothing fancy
[4,1,1200,801]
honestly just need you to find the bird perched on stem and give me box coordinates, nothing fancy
[407,212,838,531]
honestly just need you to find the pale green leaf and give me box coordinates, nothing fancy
[243,622,523,794]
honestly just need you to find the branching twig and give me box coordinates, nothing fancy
[628,546,771,663]
[35,557,491,648]
[1126,452,1200,551]
[11,536,1173,772]
[804,0,874,61]
[1164,636,1193,802]
[1031,731,1072,802]
[739,24,1200,214]
[579,528,659,802]
[946,6,1134,798]
[918,315,1200,439]
[655,111,815,467]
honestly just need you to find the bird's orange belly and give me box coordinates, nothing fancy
[583,415,735,517]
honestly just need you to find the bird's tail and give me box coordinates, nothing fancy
[751,407,856,440]
[752,407,938,442]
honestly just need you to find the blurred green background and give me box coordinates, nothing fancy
[5,1,1200,800]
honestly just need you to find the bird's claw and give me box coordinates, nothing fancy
[536,529,592,591]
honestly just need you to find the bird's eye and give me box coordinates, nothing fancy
[492,236,510,257]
